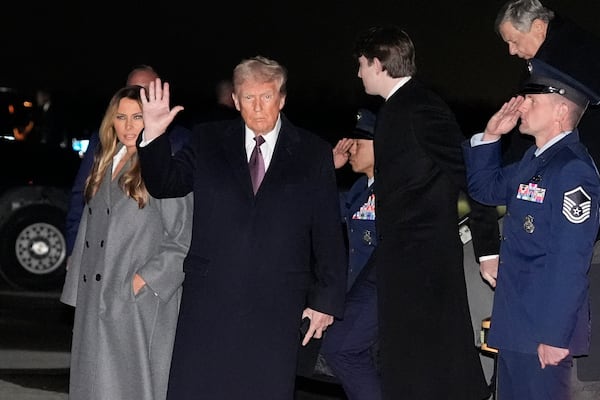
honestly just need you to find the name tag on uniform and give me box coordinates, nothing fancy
[516,183,546,203]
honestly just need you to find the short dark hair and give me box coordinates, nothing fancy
[353,25,417,78]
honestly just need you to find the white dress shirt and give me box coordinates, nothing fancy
[244,115,281,171]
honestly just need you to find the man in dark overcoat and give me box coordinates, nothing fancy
[352,25,492,399]
[137,56,347,400]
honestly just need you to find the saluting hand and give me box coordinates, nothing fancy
[140,78,185,141]
[332,138,354,169]
[483,95,525,141]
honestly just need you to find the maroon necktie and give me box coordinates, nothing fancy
[249,135,265,194]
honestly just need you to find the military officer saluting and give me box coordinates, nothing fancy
[333,108,378,290]
[462,59,600,400]
[321,108,382,399]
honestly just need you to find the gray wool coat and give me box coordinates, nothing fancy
[61,162,193,400]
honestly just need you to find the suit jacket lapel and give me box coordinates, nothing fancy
[217,114,301,197]
[259,115,299,193]
[220,122,255,195]
[214,115,302,198]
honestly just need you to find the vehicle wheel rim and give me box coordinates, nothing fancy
[14,222,66,275]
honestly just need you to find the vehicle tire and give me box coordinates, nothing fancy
[0,204,67,291]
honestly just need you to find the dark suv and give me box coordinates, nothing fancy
[0,87,81,290]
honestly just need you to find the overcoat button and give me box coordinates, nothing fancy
[95,274,101,281]
[83,274,87,282]
[100,240,104,247]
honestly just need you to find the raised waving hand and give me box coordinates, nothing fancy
[140,78,185,141]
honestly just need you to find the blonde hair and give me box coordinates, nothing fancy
[84,85,149,208]
[233,56,287,95]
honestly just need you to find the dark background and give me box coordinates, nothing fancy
[1,1,598,141]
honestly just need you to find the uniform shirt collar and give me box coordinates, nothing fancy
[535,131,571,157]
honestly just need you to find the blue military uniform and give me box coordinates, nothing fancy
[341,175,377,290]
[463,63,600,399]
[320,108,382,400]
[465,131,600,355]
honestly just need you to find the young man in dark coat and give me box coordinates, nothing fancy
[351,25,493,400]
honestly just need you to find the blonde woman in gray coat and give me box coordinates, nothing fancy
[61,85,192,400]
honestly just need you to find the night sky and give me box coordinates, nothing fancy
[2,1,599,139]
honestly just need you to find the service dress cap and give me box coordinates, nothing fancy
[522,59,600,107]
[351,108,377,140]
